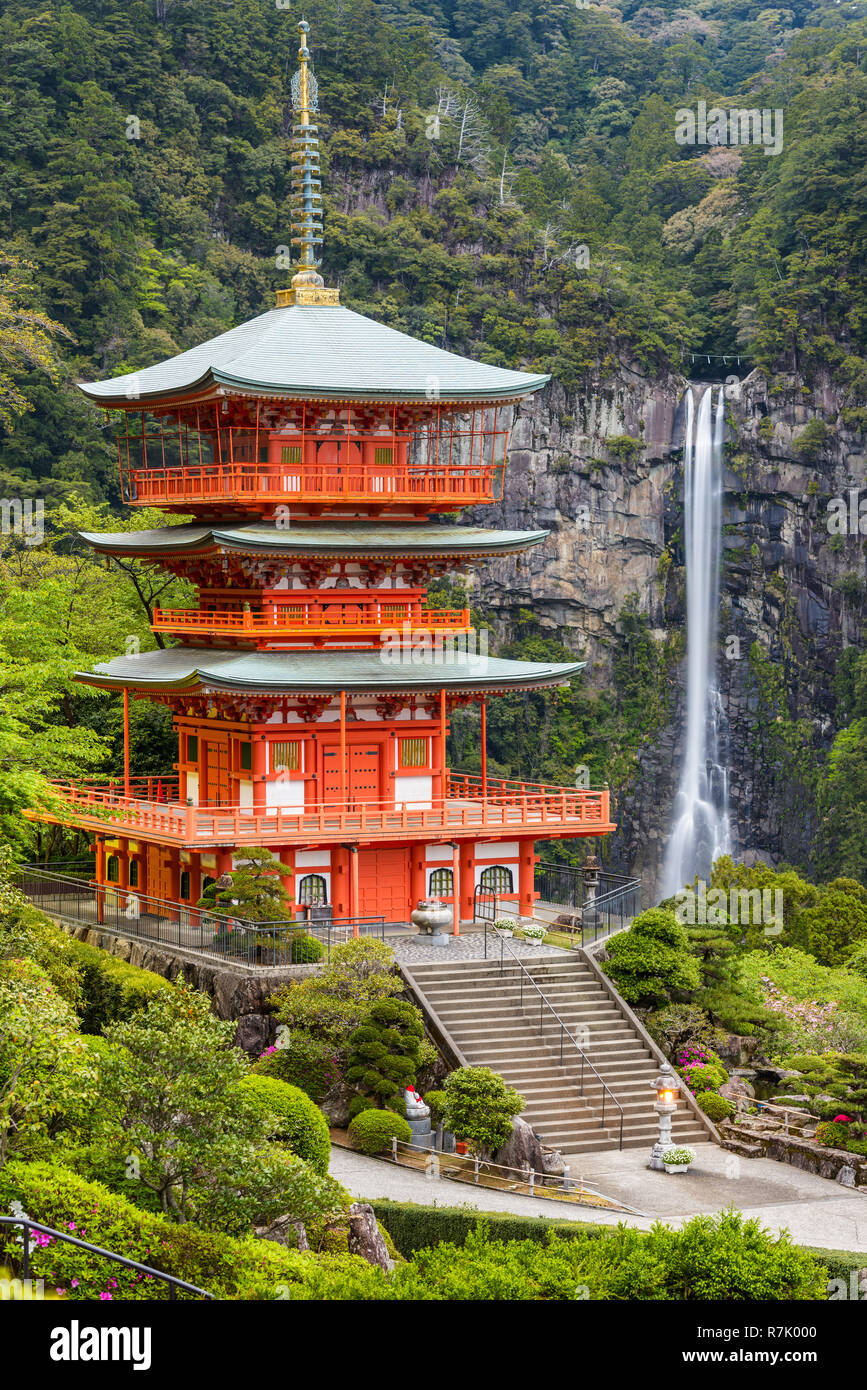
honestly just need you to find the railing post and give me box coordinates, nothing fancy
[21,1221,30,1281]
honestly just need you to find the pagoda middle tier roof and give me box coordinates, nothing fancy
[78,304,550,407]
[75,647,584,696]
[79,520,549,560]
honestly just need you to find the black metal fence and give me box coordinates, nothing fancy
[15,868,384,967]
[534,862,641,944]
[0,1214,213,1301]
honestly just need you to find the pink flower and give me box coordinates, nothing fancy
[100,1292,113,1301]
[71,1279,79,1288]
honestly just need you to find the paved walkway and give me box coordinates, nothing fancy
[331,1144,867,1253]
[392,935,563,965]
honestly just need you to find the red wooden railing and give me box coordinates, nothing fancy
[150,603,472,640]
[38,777,613,845]
[120,459,500,509]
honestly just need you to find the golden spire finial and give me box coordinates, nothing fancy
[277,17,339,307]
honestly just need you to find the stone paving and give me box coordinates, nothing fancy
[391,933,565,966]
[332,1143,867,1253]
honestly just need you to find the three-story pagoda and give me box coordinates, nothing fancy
[40,21,614,930]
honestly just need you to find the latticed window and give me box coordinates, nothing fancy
[106,855,120,884]
[399,737,427,768]
[180,871,191,900]
[281,445,302,464]
[272,741,301,771]
[187,735,198,762]
[382,604,409,621]
[480,865,513,894]
[298,873,327,905]
[429,868,453,897]
[239,742,252,771]
[374,446,393,466]
[128,860,139,888]
[276,605,304,623]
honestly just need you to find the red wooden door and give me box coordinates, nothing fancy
[147,845,173,903]
[203,739,230,805]
[321,743,381,804]
[358,848,409,921]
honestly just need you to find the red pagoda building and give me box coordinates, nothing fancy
[38,21,614,930]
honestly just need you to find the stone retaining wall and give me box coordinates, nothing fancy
[56,919,320,1054]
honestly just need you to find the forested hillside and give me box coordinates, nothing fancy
[1,0,865,506]
[0,0,865,878]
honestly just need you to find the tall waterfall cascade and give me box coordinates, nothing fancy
[661,384,731,897]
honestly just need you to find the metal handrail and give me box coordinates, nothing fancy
[483,922,624,1150]
[15,868,385,965]
[0,1215,214,1300]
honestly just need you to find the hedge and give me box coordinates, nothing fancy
[236,1075,331,1173]
[0,1160,373,1301]
[370,1200,610,1257]
[64,940,174,1034]
[251,1032,342,1104]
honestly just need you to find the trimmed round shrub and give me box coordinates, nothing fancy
[423,1090,447,1124]
[347,1109,411,1155]
[251,1032,341,1104]
[816,1120,852,1150]
[237,1074,331,1173]
[348,1095,375,1122]
[696,1091,735,1123]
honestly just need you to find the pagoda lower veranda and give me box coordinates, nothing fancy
[30,21,615,943]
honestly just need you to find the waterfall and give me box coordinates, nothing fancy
[661,384,731,897]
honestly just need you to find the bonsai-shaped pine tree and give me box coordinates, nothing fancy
[346,999,425,1114]
[197,847,292,922]
[440,1066,525,1156]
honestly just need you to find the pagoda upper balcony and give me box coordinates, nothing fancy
[117,407,510,515]
[36,774,613,848]
[150,597,472,647]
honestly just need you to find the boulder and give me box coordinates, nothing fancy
[320,1080,356,1129]
[494,1116,546,1176]
[719,1077,754,1104]
[348,1203,393,1272]
[233,1011,273,1056]
[540,1147,567,1177]
[254,1215,309,1250]
[836,1165,857,1189]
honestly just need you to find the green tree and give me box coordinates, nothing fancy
[604,907,701,1007]
[440,1065,525,1157]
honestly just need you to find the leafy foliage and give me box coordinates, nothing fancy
[440,1066,525,1156]
[347,1108,411,1156]
[346,999,426,1114]
[604,907,700,1007]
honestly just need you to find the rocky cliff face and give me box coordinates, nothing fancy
[467,370,867,899]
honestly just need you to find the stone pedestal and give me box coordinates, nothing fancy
[408,1115,432,1150]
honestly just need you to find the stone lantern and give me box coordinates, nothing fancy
[649,1061,680,1171]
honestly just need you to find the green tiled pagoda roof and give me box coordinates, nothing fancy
[79,305,549,406]
[79,521,549,559]
[75,647,584,696]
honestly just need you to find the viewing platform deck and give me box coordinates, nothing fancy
[33,774,614,849]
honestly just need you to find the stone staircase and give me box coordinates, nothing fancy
[406,955,710,1155]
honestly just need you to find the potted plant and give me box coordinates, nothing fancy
[661,1145,696,1174]
[520,922,547,945]
[493,916,516,937]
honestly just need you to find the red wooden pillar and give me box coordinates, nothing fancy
[518,840,537,920]
[252,733,267,809]
[339,690,347,806]
[410,844,426,913]
[332,845,350,918]
[480,696,487,799]
[216,848,233,877]
[349,845,359,933]
[460,841,475,922]
[439,688,447,801]
[278,847,295,914]
[94,839,105,923]
[451,842,460,936]
[123,687,130,798]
